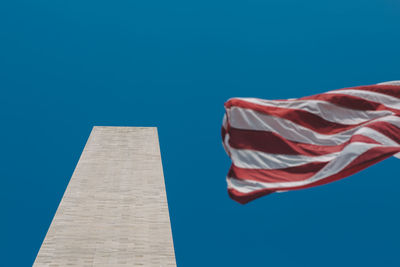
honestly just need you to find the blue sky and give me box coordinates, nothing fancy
[1,0,400,266]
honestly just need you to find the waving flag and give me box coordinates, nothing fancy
[222,81,400,204]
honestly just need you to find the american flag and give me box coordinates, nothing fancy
[222,81,400,204]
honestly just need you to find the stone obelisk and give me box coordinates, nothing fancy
[34,127,176,266]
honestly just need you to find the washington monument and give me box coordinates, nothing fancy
[34,127,176,266]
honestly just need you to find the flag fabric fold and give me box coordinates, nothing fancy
[222,81,400,204]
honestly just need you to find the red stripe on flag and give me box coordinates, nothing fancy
[229,162,328,182]
[342,85,400,99]
[225,98,358,134]
[227,127,380,156]
[300,93,399,112]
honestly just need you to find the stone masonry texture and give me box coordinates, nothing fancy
[34,127,176,266]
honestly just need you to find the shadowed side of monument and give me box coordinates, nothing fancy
[34,127,176,266]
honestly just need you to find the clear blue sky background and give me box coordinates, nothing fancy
[1,0,400,266]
